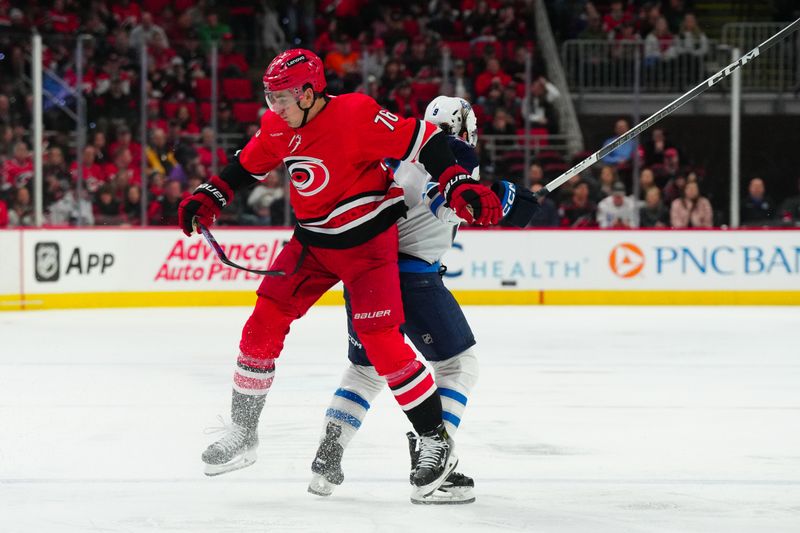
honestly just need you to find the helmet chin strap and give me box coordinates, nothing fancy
[295,93,329,128]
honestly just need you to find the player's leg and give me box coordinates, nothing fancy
[202,239,338,476]
[326,227,457,497]
[308,289,385,496]
[399,270,479,504]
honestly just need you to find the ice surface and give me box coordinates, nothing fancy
[1,305,799,532]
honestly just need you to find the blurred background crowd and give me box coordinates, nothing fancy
[1,0,799,229]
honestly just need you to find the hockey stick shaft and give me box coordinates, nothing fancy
[534,17,800,199]
[195,221,285,276]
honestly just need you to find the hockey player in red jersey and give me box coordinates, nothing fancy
[177,49,502,499]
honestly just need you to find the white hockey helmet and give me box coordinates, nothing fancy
[424,95,478,147]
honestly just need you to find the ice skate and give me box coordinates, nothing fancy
[308,422,345,497]
[410,424,458,499]
[407,432,474,504]
[202,420,259,476]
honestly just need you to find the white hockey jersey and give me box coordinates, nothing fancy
[393,161,461,265]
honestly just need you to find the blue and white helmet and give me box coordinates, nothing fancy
[424,96,478,148]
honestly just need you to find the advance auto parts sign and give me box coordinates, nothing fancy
[22,229,293,294]
[155,236,284,282]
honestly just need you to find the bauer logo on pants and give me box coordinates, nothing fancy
[35,242,60,282]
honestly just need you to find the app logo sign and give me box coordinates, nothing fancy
[35,242,60,282]
[609,243,645,278]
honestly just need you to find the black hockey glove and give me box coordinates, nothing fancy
[491,180,540,227]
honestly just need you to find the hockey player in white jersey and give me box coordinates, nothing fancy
[307,96,538,504]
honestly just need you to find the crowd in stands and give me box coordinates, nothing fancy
[524,118,798,228]
[1,0,799,229]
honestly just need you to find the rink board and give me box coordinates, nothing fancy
[1,228,799,309]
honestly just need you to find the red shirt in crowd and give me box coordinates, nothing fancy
[0,200,8,227]
[70,161,109,193]
[3,157,34,189]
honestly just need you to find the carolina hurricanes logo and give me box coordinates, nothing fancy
[286,156,330,196]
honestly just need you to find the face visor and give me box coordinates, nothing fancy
[264,87,303,113]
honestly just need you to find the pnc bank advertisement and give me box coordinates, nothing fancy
[1,228,798,309]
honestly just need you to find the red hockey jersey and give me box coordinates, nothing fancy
[238,93,439,248]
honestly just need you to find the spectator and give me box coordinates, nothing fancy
[111,0,140,27]
[475,58,512,98]
[644,16,678,66]
[640,186,669,227]
[106,147,141,195]
[379,59,406,98]
[245,169,285,226]
[146,128,178,176]
[49,187,95,226]
[216,101,242,136]
[526,77,559,133]
[637,167,657,201]
[465,0,495,37]
[148,179,186,226]
[670,180,712,228]
[450,60,474,101]
[528,162,544,187]
[741,177,775,226]
[597,181,636,228]
[3,141,33,190]
[387,80,420,118]
[91,130,109,165]
[577,9,606,40]
[70,146,108,194]
[559,181,597,227]
[659,147,683,187]
[122,184,143,223]
[7,187,33,226]
[405,35,438,79]
[198,9,231,51]
[260,2,287,57]
[527,183,559,227]
[675,13,708,86]
[600,119,634,166]
[643,127,676,166]
[196,127,228,175]
[93,185,124,225]
[44,146,71,183]
[597,165,619,200]
[217,33,249,77]
[109,125,142,168]
[174,104,200,136]
[663,0,688,34]
[129,11,169,50]
[603,0,632,35]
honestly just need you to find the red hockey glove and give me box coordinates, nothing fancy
[178,175,234,236]
[438,165,502,225]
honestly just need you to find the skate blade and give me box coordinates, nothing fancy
[411,453,458,499]
[203,450,257,477]
[411,485,475,505]
[307,473,337,497]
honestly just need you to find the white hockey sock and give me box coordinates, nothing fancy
[431,348,479,436]
[321,364,384,448]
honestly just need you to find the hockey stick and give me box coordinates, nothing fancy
[194,220,285,276]
[534,17,800,199]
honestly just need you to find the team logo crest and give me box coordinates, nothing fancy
[285,156,330,196]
